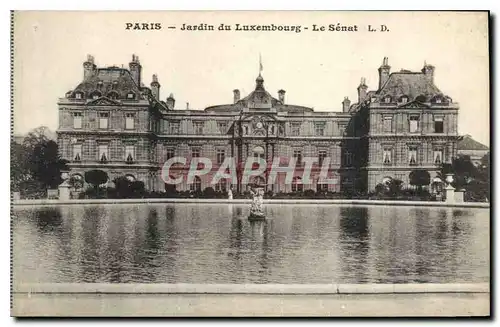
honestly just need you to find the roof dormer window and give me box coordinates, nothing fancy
[400,96,408,104]
[107,91,119,100]
[127,92,135,100]
[383,96,391,103]
[97,81,103,89]
[112,81,118,90]
[90,91,101,100]
[75,92,83,99]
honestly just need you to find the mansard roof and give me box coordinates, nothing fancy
[69,67,142,99]
[376,72,445,102]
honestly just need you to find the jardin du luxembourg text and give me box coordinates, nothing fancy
[125,22,390,33]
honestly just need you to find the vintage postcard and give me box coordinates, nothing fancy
[11,11,490,317]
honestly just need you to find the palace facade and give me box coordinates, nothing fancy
[57,55,459,193]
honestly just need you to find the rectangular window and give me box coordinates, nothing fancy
[317,183,328,192]
[434,116,444,133]
[383,116,392,133]
[315,123,325,136]
[291,123,301,136]
[215,180,227,192]
[98,144,109,162]
[99,112,109,129]
[72,144,82,161]
[318,150,327,166]
[127,92,135,99]
[408,146,418,165]
[125,113,135,130]
[166,148,175,161]
[383,148,392,165]
[75,93,82,99]
[170,122,180,134]
[216,149,225,165]
[338,123,347,135]
[125,145,135,163]
[293,150,302,166]
[193,121,204,134]
[192,148,200,158]
[434,149,443,165]
[409,115,420,133]
[344,151,352,166]
[217,122,227,134]
[73,112,82,129]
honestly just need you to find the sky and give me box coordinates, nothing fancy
[13,11,490,145]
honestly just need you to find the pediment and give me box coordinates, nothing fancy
[86,96,121,106]
[398,100,429,109]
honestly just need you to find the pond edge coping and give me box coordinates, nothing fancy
[13,283,490,294]
[12,198,490,209]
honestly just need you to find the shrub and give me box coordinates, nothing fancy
[202,187,216,198]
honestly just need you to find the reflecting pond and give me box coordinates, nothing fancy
[12,204,489,284]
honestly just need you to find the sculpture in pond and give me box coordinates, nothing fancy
[249,186,265,220]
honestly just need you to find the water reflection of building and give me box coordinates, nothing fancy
[57,55,459,193]
[338,207,370,282]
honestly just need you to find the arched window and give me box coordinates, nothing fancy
[215,179,227,192]
[90,91,101,100]
[125,174,136,182]
[107,91,119,100]
[250,175,266,187]
[292,176,303,192]
[317,178,328,192]
[190,176,202,192]
[253,146,265,161]
[431,95,443,104]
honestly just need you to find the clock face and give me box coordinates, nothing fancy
[256,122,263,129]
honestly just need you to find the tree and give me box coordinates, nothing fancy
[409,170,431,193]
[14,127,68,192]
[387,179,403,197]
[27,140,69,189]
[439,155,479,189]
[11,142,31,192]
[84,170,108,191]
[68,175,84,191]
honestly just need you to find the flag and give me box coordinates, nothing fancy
[259,53,263,73]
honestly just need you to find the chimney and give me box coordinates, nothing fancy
[378,57,391,90]
[186,102,190,110]
[129,54,142,86]
[83,54,96,80]
[278,89,286,103]
[342,96,351,112]
[357,78,368,103]
[166,93,175,109]
[233,89,240,103]
[422,61,435,82]
[150,74,160,99]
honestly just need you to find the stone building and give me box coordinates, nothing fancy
[57,55,460,193]
[348,57,460,191]
[457,135,489,166]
